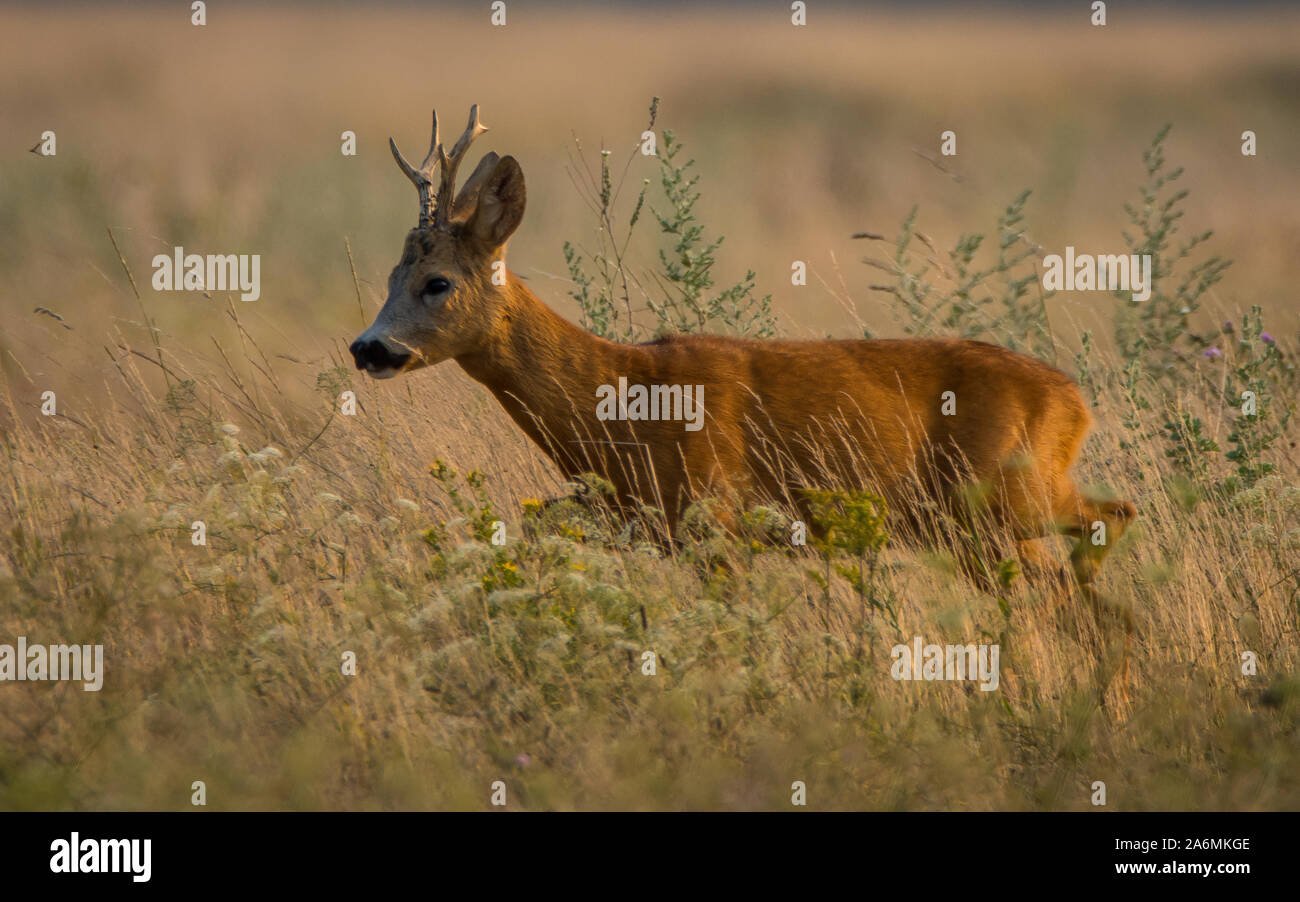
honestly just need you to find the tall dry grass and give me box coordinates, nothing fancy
[1,3,1298,810]
[3,219,1298,809]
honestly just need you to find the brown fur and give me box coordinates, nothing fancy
[456,292,1136,584]
[355,124,1136,589]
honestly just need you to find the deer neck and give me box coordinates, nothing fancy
[454,273,631,471]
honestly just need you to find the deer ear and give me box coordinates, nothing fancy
[451,151,500,219]
[466,155,526,248]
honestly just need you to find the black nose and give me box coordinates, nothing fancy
[349,338,410,371]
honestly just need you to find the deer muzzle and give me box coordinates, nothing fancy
[349,337,411,378]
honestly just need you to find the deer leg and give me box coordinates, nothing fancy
[1055,490,1136,591]
[1014,537,1071,590]
[944,480,1012,593]
[1053,484,1137,708]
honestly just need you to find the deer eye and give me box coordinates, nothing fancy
[420,277,451,299]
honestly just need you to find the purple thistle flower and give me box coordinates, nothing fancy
[1203,347,1223,359]
[1261,332,1275,344]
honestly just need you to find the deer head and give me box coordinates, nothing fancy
[350,105,527,378]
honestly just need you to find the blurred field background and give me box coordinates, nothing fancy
[4,2,1299,376]
[1,2,1299,810]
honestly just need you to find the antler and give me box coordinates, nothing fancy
[389,105,489,229]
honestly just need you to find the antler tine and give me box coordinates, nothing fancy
[419,108,442,172]
[433,104,489,228]
[390,109,444,228]
[388,136,422,185]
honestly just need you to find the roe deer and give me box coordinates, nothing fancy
[349,106,1136,589]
